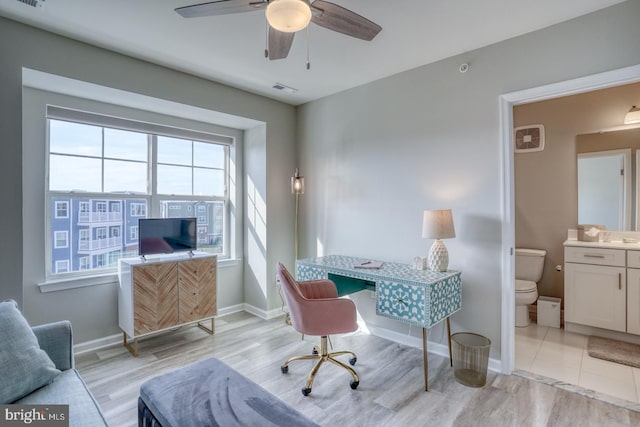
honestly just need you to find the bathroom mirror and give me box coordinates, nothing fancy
[577,150,631,230]
[576,128,640,231]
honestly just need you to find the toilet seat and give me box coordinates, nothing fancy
[515,279,537,293]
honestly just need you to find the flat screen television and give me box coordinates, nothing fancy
[138,218,197,256]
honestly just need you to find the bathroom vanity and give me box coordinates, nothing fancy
[564,238,640,340]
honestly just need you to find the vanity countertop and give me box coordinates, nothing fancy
[563,239,640,250]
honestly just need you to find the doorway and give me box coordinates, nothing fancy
[500,64,640,376]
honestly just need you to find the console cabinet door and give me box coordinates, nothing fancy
[178,257,217,323]
[565,263,626,332]
[133,262,179,335]
[628,268,640,335]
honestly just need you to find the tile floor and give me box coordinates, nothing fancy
[515,322,640,403]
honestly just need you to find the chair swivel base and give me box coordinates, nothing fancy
[281,335,359,396]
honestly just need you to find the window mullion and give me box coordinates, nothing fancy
[150,134,158,217]
[101,127,106,192]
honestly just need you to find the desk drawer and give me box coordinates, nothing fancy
[376,280,426,326]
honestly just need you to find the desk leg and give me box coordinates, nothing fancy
[422,327,429,392]
[447,317,452,367]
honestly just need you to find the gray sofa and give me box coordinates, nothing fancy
[0,300,108,427]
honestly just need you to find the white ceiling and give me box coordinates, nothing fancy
[0,0,626,105]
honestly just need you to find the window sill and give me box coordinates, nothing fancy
[38,257,242,293]
[38,273,118,293]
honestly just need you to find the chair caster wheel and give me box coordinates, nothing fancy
[349,357,357,366]
[302,387,312,396]
[281,365,288,374]
[350,380,359,390]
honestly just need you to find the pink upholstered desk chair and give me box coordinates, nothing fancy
[276,262,360,396]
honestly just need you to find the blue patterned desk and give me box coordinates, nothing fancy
[296,255,462,391]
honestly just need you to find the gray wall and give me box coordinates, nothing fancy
[297,0,640,359]
[0,17,296,343]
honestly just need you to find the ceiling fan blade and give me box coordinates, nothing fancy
[175,0,267,18]
[268,27,295,60]
[310,0,381,41]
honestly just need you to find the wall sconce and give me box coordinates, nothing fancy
[624,105,640,125]
[291,168,304,261]
[291,168,305,195]
[422,209,456,272]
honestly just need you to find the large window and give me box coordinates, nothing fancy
[47,113,230,278]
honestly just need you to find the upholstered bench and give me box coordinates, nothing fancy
[138,357,318,427]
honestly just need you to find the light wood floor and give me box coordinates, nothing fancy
[75,312,640,426]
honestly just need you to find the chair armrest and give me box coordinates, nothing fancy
[296,297,357,336]
[32,320,74,371]
[297,280,338,299]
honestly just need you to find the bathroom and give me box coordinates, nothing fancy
[513,80,640,404]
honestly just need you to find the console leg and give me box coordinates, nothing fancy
[123,332,138,357]
[447,317,453,367]
[197,318,215,335]
[422,327,429,392]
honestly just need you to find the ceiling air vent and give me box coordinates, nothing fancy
[272,83,298,94]
[17,0,45,8]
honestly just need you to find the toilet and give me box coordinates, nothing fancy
[515,248,546,327]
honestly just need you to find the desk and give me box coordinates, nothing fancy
[296,255,462,391]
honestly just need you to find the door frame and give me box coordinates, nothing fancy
[499,64,640,374]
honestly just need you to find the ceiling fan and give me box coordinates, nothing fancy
[175,0,382,61]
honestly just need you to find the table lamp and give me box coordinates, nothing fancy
[422,209,456,272]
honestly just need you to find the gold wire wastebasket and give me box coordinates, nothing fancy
[451,332,491,387]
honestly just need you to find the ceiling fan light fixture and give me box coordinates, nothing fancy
[624,105,640,125]
[266,0,312,33]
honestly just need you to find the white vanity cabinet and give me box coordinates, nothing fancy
[627,250,640,334]
[564,246,626,332]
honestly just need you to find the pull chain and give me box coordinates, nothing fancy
[264,21,269,58]
[306,24,311,70]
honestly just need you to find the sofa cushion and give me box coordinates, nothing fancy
[15,369,108,427]
[0,300,60,404]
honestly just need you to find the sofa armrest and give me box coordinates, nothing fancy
[32,320,74,371]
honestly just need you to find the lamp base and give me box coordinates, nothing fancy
[428,239,449,272]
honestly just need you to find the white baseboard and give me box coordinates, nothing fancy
[74,333,122,355]
[74,308,502,373]
[74,304,278,354]
[367,325,502,373]
[217,303,245,317]
[242,303,283,320]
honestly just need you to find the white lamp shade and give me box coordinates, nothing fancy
[624,106,640,125]
[422,209,455,239]
[266,0,312,33]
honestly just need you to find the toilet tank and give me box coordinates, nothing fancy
[515,248,546,282]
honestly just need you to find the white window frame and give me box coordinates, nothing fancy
[130,203,146,217]
[54,230,68,248]
[130,225,139,241]
[55,260,69,273]
[24,83,242,291]
[55,201,69,219]
[46,115,231,275]
[79,256,90,270]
